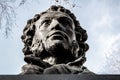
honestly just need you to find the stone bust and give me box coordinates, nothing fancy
[20,5,93,74]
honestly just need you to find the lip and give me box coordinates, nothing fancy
[47,31,68,41]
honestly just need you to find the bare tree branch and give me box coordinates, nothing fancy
[0,0,80,38]
[19,0,27,6]
[0,0,16,38]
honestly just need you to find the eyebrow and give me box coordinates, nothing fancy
[40,17,51,20]
[40,15,72,20]
[58,16,72,23]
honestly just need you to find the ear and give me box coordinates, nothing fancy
[71,40,79,58]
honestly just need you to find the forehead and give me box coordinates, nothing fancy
[40,11,72,20]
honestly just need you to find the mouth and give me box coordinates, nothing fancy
[47,31,68,41]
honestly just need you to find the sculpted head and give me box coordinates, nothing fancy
[21,5,89,65]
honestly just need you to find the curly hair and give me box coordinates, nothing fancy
[21,5,89,65]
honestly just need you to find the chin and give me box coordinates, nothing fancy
[46,39,68,49]
[46,38,70,49]
[45,41,71,57]
[46,41,66,52]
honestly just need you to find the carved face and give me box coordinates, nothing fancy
[31,11,77,60]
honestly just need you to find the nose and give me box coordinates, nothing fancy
[50,19,63,31]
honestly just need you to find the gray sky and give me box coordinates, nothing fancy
[0,0,120,74]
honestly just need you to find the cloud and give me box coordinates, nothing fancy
[74,0,120,73]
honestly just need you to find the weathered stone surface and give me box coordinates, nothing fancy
[20,5,93,74]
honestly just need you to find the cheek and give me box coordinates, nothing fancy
[34,29,44,41]
[36,26,48,38]
[38,31,47,40]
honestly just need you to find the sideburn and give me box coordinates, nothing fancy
[71,40,80,58]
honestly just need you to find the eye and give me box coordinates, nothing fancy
[63,20,71,26]
[58,17,73,29]
[41,19,51,26]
